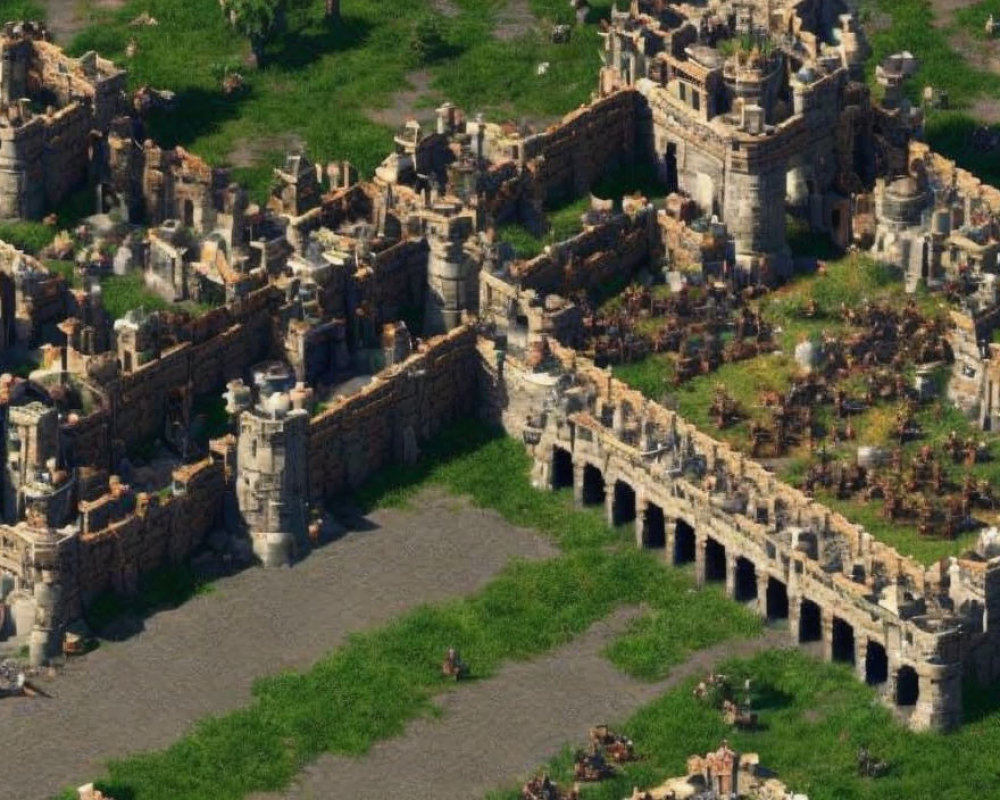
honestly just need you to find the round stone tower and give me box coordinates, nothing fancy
[233,386,310,568]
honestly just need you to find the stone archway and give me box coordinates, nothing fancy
[705,537,726,582]
[866,639,889,686]
[832,616,855,664]
[799,598,821,642]
[643,503,665,549]
[766,577,789,620]
[896,665,919,707]
[675,518,696,564]
[613,480,636,525]
[582,464,605,506]
[734,557,757,603]
[551,447,573,490]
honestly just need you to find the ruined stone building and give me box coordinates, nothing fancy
[1,0,1000,737]
[0,21,127,219]
[593,0,919,281]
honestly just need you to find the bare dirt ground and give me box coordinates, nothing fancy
[229,131,306,169]
[0,489,558,800]
[365,70,440,129]
[251,624,790,800]
[431,0,461,17]
[494,0,536,41]
[930,0,969,28]
[40,0,123,45]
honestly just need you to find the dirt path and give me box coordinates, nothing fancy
[494,0,536,41]
[252,622,790,800]
[0,490,559,800]
[39,0,123,46]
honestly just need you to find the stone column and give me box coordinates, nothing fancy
[605,483,616,527]
[635,498,649,549]
[531,457,549,491]
[664,515,677,566]
[820,608,834,662]
[787,592,801,645]
[572,462,585,506]
[910,661,963,732]
[725,552,737,600]
[756,571,769,618]
[695,535,707,588]
[854,636,869,683]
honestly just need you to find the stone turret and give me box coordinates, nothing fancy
[423,200,478,334]
[230,370,310,567]
[4,401,74,527]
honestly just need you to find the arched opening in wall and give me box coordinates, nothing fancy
[832,616,855,664]
[551,447,573,490]
[734,557,757,603]
[799,598,822,642]
[896,665,919,707]
[643,503,665,549]
[613,480,636,526]
[582,464,605,506]
[183,198,195,229]
[675,518,696,564]
[766,577,789,620]
[666,142,678,193]
[866,639,889,686]
[705,537,726,583]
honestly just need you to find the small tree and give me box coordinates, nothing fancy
[220,0,285,66]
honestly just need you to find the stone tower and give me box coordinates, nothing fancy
[423,200,478,334]
[4,401,73,527]
[229,379,310,568]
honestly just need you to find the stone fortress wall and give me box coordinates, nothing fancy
[479,337,1000,731]
[0,2,998,736]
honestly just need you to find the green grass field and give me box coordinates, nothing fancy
[63,422,760,800]
[50,0,616,201]
[488,647,1000,800]
[610,255,991,564]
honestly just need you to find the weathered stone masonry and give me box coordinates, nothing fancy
[479,338,999,732]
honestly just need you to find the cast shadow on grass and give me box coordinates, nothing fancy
[353,420,507,513]
[144,85,253,152]
[962,675,1000,725]
[264,14,376,72]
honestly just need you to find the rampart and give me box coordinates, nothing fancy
[478,337,1000,731]
[306,325,478,499]
[67,458,223,611]
[521,90,639,205]
[509,206,660,295]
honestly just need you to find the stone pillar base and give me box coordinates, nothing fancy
[252,531,294,568]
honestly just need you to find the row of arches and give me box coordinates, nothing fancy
[550,445,921,709]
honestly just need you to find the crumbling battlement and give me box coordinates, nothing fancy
[508,204,661,295]
[0,455,222,663]
[0,22,128,218]
[520,89,640,205]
